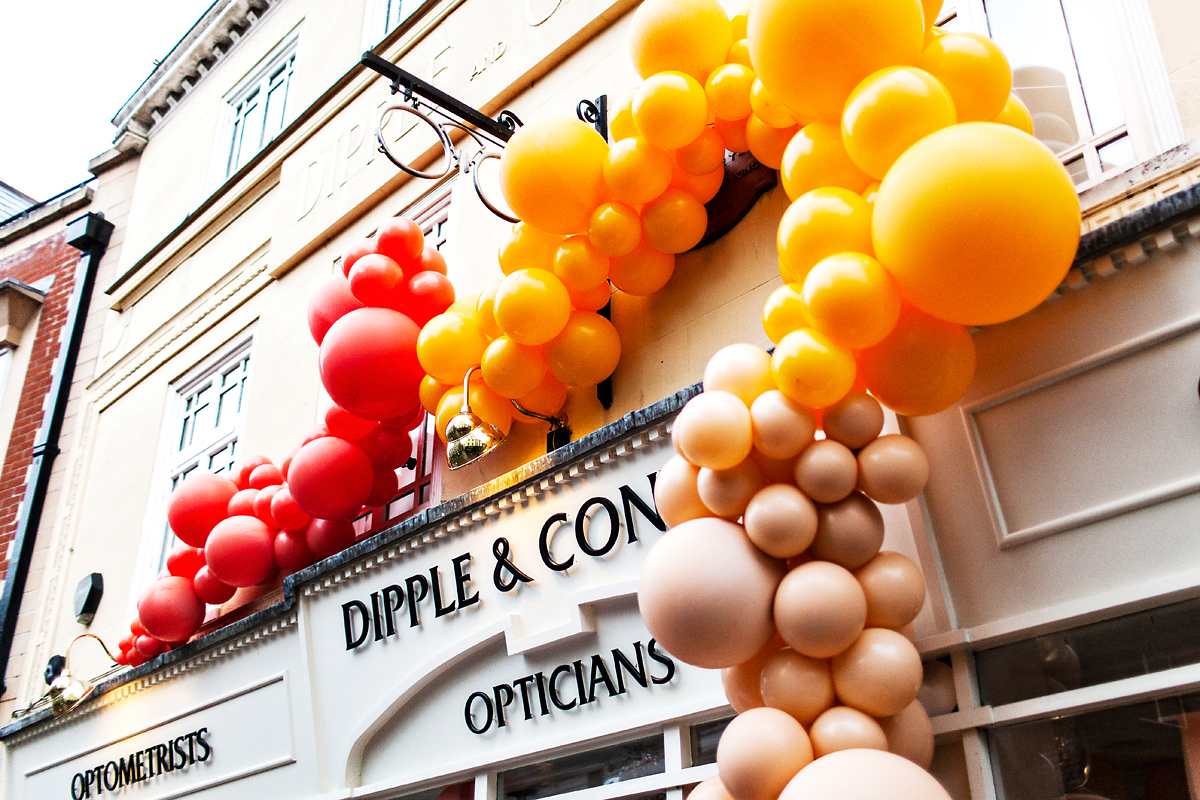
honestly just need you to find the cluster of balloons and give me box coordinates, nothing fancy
[639,343,946,799]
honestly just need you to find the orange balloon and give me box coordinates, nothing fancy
[918,32,1012,122]
[677,127,727,175]
[629,0,733,82]
[727,39,753,69]
[554,235,610,291]
[609,240,676,295]
[642,188,708,253]
[777,187,873,284]
[634,71,709,151]
[543,310,622,387]
[707,63,756,121]
[475,281,504,338]
[771,328,856,409]
[499,117,609,234]
[588,202,642,257]
[858,303,976,416]
[801,252,902,349]
[714,116,749,153]
[762,283,808,344]
[417,312,488,385]
[745,115,798,170]
[494,268,572,345]
[671,160,725,203]
[730,0,751,39]
[514,373,569,421]
[419,374,451,416]
[994,92,1035,135]
[604,137,673,205]
[750,78,798,129]
[609,88,640,141]
[498,222,564,275]
[447,293,478,317]
[568,281,613,312]
[481,337,547,398]
[781,122,872,201]
[841,66,957,179]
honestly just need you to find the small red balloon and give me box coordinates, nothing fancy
[418,246,448,275]
[366,466,400,507]
[204,515,277,587]
[127,649,148,667]
[135,635,169,659]
[274,530,318,574]
[356,425,414,470]
[118,633,134,653]
[341,237,378,277]
[288,437,374,519]
[380,402,425,432]
[280,445,300,481]
[130,619,147,638]
[232,455,273,490]
[227,488,258,517]
[305,517,356,559]
[137,576,205,642]
[308,273,365,346]
[193,566,236,605]
[349,254,407,308]
[404,271,456,326]
[167,473,238,547]
[302,424,331,445]
[248,463,283,489]
[325,403,378,440]
[319,307,423,420]
[114,648,130,666]
[254,484,282,526]
[376,217,424,272]
[166,545,206,581]
[270,486,312,531]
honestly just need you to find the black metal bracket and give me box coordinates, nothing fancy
[597,300,614,410]
[576,95,608,141]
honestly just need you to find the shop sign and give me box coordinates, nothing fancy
[68,728,212,799]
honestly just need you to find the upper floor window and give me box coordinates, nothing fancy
[364,0,429,48]
[224,36,298,178]
[939,0,1182,188]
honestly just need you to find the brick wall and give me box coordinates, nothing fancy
[0,232,80,581]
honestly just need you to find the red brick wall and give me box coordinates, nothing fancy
[0,232,80,581]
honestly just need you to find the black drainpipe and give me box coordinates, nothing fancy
[0,212,113,697]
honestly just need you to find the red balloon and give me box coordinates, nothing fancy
[356,425,414,470]
[349,253,407,308]
[302,424,331,445]
[366,466,400,507]
[254,484,282,526]
[127,649,148,667]
[305,517,356,559]
[232,455,273,490]
[403,271,456,325]
[193,566,236,605]
[376,217,424,272]
[280,445,300,481]
[165,545,205,581]
[288,437,374,519]
[248,463,283,489]
[118,633,134,653]
[274,530,317,574]
[137,576,205,642]
[130,619,148,638]
[113,648,130,666]
[270,486,312,531]
[325,403,378,440]
[204,515,277,587]
[227,488,258,517]
[341,237,378,277]
[319,307,422,420]
[418,246,448,275]
[135,636,168,659]
[308,273,365,346]
[380,402,425,432]
[167,473,238,547]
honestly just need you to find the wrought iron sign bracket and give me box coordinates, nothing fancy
[576,95,608,141]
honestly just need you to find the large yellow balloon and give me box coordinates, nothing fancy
[554,235,610,291]
[801,252,902,349]
[858,303,976,416]
[642,188,708,253]
[918,33,1011,122]
[782,122,873,201]
[610,240,676,295]
[771,329,856,409]
[604,137,673,205]
[499,117,609,234]
[745,115,798,171]
[634,71,710,151]
[498,222,564,275]
[417,312,488,385]
[842,67,957,179]
[762,283,808,344]
[588,202,642,257]
[494,268,572,345]
[777,187,874,284]
[707,63,756,121]
[544,310,622,387]
[994,93,1034,135]
[747,0,925,122]
[629,0,733,81]
[873,122,1080,325]
[481,337,547,399]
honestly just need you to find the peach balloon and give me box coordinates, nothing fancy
[832,627,924,717]
[744,484,818,559]
[698,460,765,518]
[750,391,816,460]
[655,455,714,527]
[690,777,738,800]
[778,749,953,800]
[773,560,866,658]
[918,660,957,716]
[879,699,935,769]
[760,648,835,724]
[704,344,775,407]
[717,708,814,800]
[639,517,784,668]
[794,439,858,503]
[673,391,754,470]
[751,449,799,485]
[722,635,785,712]
[857,435,930,503]
[821,391,884,450]
[809,706,889,757]
[810,492,885,570]
[855,551,926,629]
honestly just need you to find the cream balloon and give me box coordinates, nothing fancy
[698,460,765,518]
[689,777,738,800]
[704,344,776,407]
[810,492,884,570]
[639,517,784,668]
[794,439,858,503]
[673,391,754,470]
[821,391,885,450]
[717,707,814,800]
[750,391,816,460]
[809,706,889,757]
[918,660,957,716]
[832,627,924,717]
[857,435,930,503]
[743,484,818,558]
[778,749,953,800]
[751,449,799,485]
[855,551,926,629]
[773,560,866,658]
[655,455,714,527]
[878,699,935,769]
[760,648,835,725]
[722,636,785,712]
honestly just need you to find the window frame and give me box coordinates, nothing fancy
[360,0,437,51]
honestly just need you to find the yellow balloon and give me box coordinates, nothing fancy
[474,282,503,338]
[919,0,941,29]
[447,293,478,317]
[777,187,874,284]
[604,137,673,205]
[994,93,1034,135]
[671,159,725,203]
[494,268,572,345]
[748,0,925,122]
[873,122,1080,325]
[514,373,569,421]
[762,283,808,344]
[730,0,752,40]
[801,252,902,349]
[634,71,710,151]
[498,222,564,275]
[842,67,957,179]
[706,63,756,121]
[609,88,640,142]
[554,235,611,291]
[435,387,464,444]
[610,239,676,295]
[918,33,1011,122]
[782,122,873,201]
[436,378,513,443]
[727,39,753,69]
[771,328,857,409]
[544,310,622,387]
[481,336,547,398]
[858,303,976,416]
[862,181,881,206]
[568,281,613,312]
[746,114,798,170]
[588,202,642,257]
[419,374,451,416]
[750,79,798,129]
[417,312,489,385]
[714,116,749,154]
[677,127,727,175]
[629,0,733,81]
[499,116,609,234]
[642,187,708,253]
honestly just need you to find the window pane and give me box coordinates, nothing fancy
[1064,153,1089,185]
[500,736,665,800]
[1098,134,1136,174]
[691,717,733,766]
[387,492,415,519]
[1060,0,1125,135]
[396,782,473,800]
[263,60,293,142]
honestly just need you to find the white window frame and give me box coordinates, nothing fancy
[361,0,430,50]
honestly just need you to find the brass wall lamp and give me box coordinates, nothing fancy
[48,633,118,717]
[446,367,570,469]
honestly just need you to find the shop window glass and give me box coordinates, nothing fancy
[394,780,474,800]
[499,735,666,800]
[690,717,734,766]
[225,39,298,178]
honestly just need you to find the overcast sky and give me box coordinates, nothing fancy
[0,0,216,201]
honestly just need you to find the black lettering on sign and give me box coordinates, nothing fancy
[342,600,370,650]
[69,726,214,797]
[575,497,620,557]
